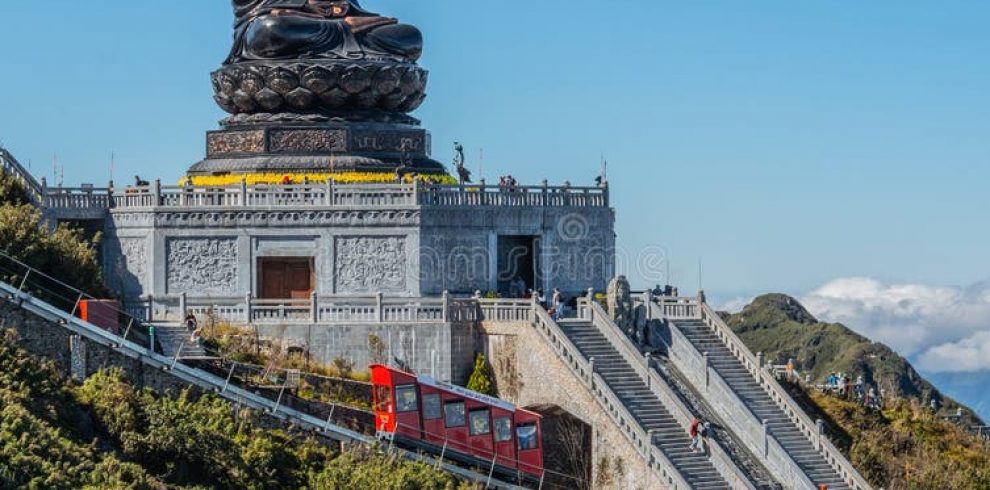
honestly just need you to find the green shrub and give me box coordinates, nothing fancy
[466,353,495,396]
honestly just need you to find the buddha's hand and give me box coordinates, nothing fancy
[345,15,398,34]
[270,8,324,19]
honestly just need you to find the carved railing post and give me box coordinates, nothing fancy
[310,291,319,324]
[179,292,187,320]
[588,356,596,389]
[154,179,161,206]
[240,178,248,206]
[376,292,384,323]
[244,292,252,324]
[441,290,449,322]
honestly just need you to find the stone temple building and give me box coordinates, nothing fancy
[31,0,616,381]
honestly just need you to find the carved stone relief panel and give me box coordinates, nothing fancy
[334,236,407,294]
[166,238,239,295]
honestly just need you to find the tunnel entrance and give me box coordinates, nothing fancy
[527,404,592,490]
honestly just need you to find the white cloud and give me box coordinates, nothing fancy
[716,296,753,314]
[918,331,990,373]
[801,278,990,373]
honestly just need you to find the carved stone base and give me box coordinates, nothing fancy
[212,60,427,117]
[189,121,443,175]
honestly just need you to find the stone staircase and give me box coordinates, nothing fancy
[152,322,209,359]
[674,319,850,490]
[558,318,731,490]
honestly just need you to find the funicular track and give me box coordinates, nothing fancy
[0,251,531,490]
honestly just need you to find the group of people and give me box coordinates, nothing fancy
[821,372,882,410]
[651,284,680,297]
[534,287,567,321]
[498,175,520,191]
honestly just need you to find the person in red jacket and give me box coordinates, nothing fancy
[689,417,703,453]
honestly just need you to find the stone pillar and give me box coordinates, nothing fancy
[240,178,248,206]
[441,290,449,322]
[376,292,384,323]
[179,292,187,320]
[245,292,252,324]
[310,291,319,324]
[69,335,87,382]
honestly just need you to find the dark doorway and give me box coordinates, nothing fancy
[258,257,314,299]
[496,235,539,297]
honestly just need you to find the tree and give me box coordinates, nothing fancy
[466,353,495,396]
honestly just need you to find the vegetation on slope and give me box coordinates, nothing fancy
[0,169,107,296]
[0,330,473,489]
[722,294,990,489]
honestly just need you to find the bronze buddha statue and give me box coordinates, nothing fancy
[228,0,423,63]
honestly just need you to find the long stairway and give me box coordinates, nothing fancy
[674,319,849,490]
[559,318,731,490]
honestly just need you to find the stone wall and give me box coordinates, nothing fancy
[254,321,476,384]
[477,321,656,490]
[0,300,189,395]
[102,203,615,301]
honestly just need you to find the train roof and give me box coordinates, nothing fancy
[418,374,517,413]
[371,364,539,417]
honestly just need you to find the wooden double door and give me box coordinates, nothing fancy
[258,257,315,299]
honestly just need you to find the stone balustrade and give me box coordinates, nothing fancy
[0,148,43,204]
[129,291,456,325]
[37,181,609,212]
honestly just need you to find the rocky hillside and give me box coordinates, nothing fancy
[721,293,982,426]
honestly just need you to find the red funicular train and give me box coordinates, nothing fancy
[371,364,544,483]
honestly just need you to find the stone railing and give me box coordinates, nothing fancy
[38,181,609,211]
[476,298,534,323]
[662,313,816,489]
[0,148,42,204]
[696,303,873,490]
[578,299,756,490]
[419,183,608,208]
[525,303,694,490]
[129,292,452,325]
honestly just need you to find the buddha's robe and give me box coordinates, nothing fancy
[227,0,423,63]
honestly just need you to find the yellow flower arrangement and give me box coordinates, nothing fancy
[180,171,458,187]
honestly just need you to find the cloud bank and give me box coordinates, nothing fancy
[800,278,990,373]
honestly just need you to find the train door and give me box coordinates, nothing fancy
[491,408,517,471]
[441,394,469,454]
[393,382,423,439]
[467,402,495,461]
[420,385,445,444]
[513,410,544,478]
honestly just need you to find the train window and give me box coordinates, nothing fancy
[494,417,513,442]
[469,409,491,436]
[395,385,418,413]
[444,401,466,427]
[422,394,442,420]
[517,423,538,450]
[374,385,392,412]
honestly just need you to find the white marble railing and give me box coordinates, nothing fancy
[38,181,609,211]
[525,304,694,490]
[131,292,452,325]
[578,299,756,490]
[694,302,873,490]
[0,148,42,204]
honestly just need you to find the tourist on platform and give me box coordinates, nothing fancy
[134,175,149,187]
[185,314,202,344]
[855,376,865,400]
[551,288,564,321]
[537,289,547,309]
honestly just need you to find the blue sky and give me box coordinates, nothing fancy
[2,2,990,412]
